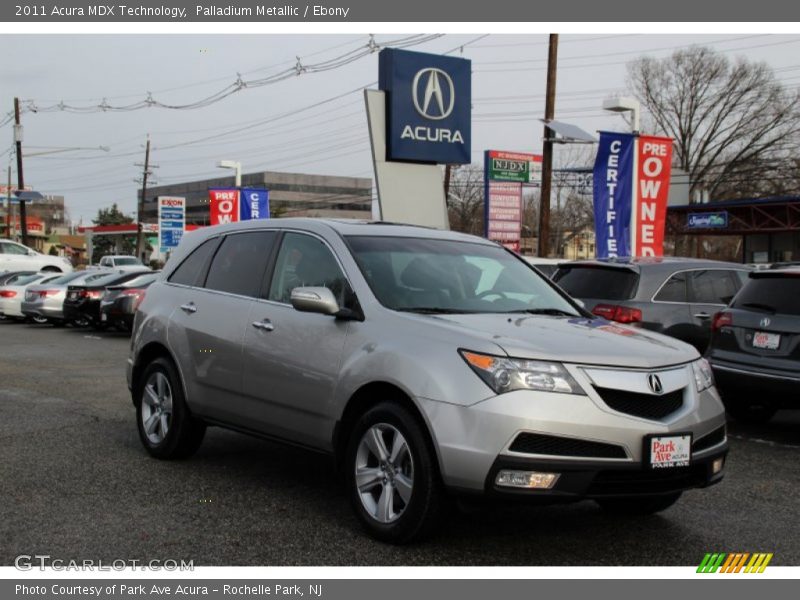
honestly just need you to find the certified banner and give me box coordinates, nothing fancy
[239,188,270,221]
[593,132,635,258]
[208,188,240,226]
[633,135,673,256]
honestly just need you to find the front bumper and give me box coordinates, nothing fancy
[418,363,727,494]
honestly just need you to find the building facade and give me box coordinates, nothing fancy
[140,171,373,225]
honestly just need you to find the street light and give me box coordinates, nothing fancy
[602,96,640,133]
[217,160,242,188]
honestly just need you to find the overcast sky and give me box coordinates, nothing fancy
[2,33,800,224]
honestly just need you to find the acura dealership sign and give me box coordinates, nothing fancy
[379,48,471,164]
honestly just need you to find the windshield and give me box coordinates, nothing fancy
[732,274,800,316]
[346,236,580,315]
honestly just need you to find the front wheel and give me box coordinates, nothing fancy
[135,357,205,459]
[596,491,682,515]
[345,402,444,544]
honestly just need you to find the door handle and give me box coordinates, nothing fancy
[694,312,711,319]
[180,302,197,314]
[252,319,274,332]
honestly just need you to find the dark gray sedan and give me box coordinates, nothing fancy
[553,257,751,353]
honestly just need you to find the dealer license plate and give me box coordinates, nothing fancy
[646,434,692,469]
[753,331,780,350]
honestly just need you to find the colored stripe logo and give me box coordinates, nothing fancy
[697,553,773,573]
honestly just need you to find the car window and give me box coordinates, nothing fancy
[732,275,800,316]
[689,270,739,305]
[13,274,43,285]
[115,257,141,265]
[205,231,277,298]
[268,232,350,306]
[347,236,578,315]
[47,272,85,286]
[1,242,29,255]
[553,266,639,300]
[168,238,220,287]
[654,271,688,302]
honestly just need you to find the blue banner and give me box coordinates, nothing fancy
[379,48,471,164]
[239,188,270,221]
[593,132,635,258]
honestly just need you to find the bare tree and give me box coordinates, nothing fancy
[627,46,800,199]
[447,165,485,236]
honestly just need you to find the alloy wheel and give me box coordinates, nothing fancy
[354,423,414,524]
[140,371,173,445]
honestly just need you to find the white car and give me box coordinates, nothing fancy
[89,255,149,272]
[0,240,74,274]
[0,272,63,320]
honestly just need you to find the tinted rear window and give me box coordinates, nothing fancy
[732,275,800,316]
[553,266,638,300]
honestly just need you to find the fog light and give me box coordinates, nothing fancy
[712,457,725,474]
[495,470,559,489]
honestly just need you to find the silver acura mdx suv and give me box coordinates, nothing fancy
[127,219,728,543]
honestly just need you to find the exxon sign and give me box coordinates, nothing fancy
[379,48,471,164]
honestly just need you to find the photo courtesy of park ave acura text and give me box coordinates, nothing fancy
[1,26,799,570]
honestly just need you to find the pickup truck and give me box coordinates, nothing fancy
[88,255,150,272]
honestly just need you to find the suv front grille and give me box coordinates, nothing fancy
[509,432,627,459]
[692,425,726,453]
[594,386,684,420]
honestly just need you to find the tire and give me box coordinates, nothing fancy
[135,357,205,459]
[596,491,682,515]
[345,401,444,544]
[30,314,49,325]
[724,397,777,424]
[71,317,90,328]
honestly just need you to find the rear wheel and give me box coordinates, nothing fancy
[135,357,205,459]
[30,314,49,325]
[345,401,444,544]
[596,492,682,515]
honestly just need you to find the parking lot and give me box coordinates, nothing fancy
[1,319,799,566]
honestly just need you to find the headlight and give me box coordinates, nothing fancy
[692,358,715,392]
[459,350,585,395]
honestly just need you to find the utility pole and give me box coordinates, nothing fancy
[14,97,28,247]
[5,165,11,239]
[444,164,452,208]
[537,34,558,258]
[135,134,151,262]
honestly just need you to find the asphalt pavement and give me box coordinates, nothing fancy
[1,320,798,566]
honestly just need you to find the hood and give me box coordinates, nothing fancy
[426,313,698,368]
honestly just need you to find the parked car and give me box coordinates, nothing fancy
[0,240,73,273]
[21,270,111,325]
[89,255,148,272]
[0,270,36,286]
[128,219,727,543]
[553,257,751,353]
[706,267,800,423]
[64,269,150,327]
[99,271,160,332]
[523,257,563,278]
[0,272,64,321]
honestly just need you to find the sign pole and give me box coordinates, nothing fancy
[14,97,28,247]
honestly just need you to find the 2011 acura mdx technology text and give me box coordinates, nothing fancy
[127,219,728,543]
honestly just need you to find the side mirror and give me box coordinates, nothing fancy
[29,250,37,256]
[290,286,340,316]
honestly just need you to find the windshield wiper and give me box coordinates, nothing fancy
[395,307,479,314]
[507,308,578,317]
[739,302,777,314]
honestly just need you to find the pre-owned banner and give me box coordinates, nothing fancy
[633,135,673,256]
[239,188,270,220]
[208,189,240,226]
[593,132,673,258]
[593,132,635,258]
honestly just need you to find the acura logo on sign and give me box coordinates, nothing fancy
[648,374,664,395]
[412,68,455,120]
[760,317,771,328]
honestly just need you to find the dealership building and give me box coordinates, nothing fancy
[140,170,373,225]
[667,196,800,263]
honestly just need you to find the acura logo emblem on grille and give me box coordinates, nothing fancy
[648,374,663,395]
[760,317,771,328]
